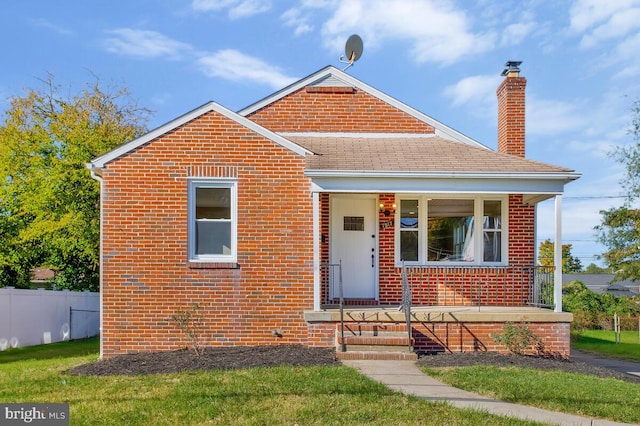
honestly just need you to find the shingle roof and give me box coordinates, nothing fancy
[286,135,574,174]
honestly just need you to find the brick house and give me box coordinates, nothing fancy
[88,64,579,359]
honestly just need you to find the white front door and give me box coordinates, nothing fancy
[330,195,377,299]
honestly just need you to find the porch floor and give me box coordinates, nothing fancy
[305,305,572,323]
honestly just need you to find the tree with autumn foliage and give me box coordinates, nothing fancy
[0,75,150,290]
[537,238,582,273]
[596,99,640,281]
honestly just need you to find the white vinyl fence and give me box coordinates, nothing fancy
[0,287,99,350]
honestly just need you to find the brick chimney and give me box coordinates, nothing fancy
[497,61,526,158]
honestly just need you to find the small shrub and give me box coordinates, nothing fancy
[571,310,598,332]
[171,303,204,356]
[491,321,541,355]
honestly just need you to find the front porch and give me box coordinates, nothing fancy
[305,263,572,359]
[305,305,572,359]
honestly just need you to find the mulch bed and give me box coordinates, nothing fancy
[69,345,338,376]
[68,345,640,384]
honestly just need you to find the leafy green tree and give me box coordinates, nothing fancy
[597,99,640,281]
[538,238,582,273]
[0,75,150,290]
[583,263,611,274]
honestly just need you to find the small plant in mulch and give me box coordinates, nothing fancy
[171,303,204,356]
[491,321,542,355]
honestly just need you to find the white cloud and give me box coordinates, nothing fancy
[103,29,192,60]
[500,21,536,46]
[30,18,73,36]
[526,96,589,136]
[569,0,640,46]
[442,74,502,107]
[319,0,495,65]
[197,49,298,88]
[191,0,271,19]
[281,8,314,36]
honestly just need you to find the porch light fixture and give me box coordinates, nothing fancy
[379,203,396,216]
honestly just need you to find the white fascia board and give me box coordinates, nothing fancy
[238,66,488,149]
[90,101,311,169]
[278,132,437,139]
[309,176,572,194]
[305,169,582,181]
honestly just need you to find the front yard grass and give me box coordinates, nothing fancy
[420,364,640,424]
[571,329,640,361]
[0,340,540,426]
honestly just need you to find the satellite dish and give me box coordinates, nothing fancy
[339,34,363,71]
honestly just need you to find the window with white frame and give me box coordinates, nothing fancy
[188,179,237,262]
[396,196,506,265]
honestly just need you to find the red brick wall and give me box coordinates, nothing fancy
[246,87,436,133]
[508,194,535,266]
[374,193,536,305]
[412,321,570,357]
[497,76,526,158]
[100,110,314,357]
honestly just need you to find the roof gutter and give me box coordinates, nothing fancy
[87,164,104,360]
[304,169,582,182]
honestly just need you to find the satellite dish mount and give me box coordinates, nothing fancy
[339,34,363,71]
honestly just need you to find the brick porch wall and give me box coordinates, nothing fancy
[412,321,570,356]
[100,111,314,358]
[377,193,536,305]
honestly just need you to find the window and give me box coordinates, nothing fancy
[188,179,237,262]
[396,196,506,265]
[483,200,502,262]
[428,199,475,262]
[399,200,419,262]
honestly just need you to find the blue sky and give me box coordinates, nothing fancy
[2,0,640,268]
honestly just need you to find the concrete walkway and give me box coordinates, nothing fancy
[342,358,637,426]
[571,349,640,379]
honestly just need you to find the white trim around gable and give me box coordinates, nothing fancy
[238,65,488,149]
[90,101,311,170]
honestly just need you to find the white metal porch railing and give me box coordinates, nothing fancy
[320,264,555,308]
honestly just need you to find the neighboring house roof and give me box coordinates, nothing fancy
[563,273,640,297]
[89,101,311,171]
[239,65,486,149]
[31,268,55,282]
[604,282,639,297]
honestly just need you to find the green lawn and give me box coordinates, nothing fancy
[420,329,640,424]
[572,329,640,361]
[0,340,541,426]
[421,364,640,424]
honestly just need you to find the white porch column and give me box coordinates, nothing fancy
[554,194,563,313]
[312,191,321,311]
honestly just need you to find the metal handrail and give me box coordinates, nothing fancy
[400,261,413,351]
[338,260,345,352]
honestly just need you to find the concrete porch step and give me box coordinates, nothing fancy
[336,322,416,361]
[337,335,414,347]
[342,323,409,335]
[336,351,418,361]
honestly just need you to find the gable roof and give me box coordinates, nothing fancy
[239,65,487,149]
[89,101,311,170]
